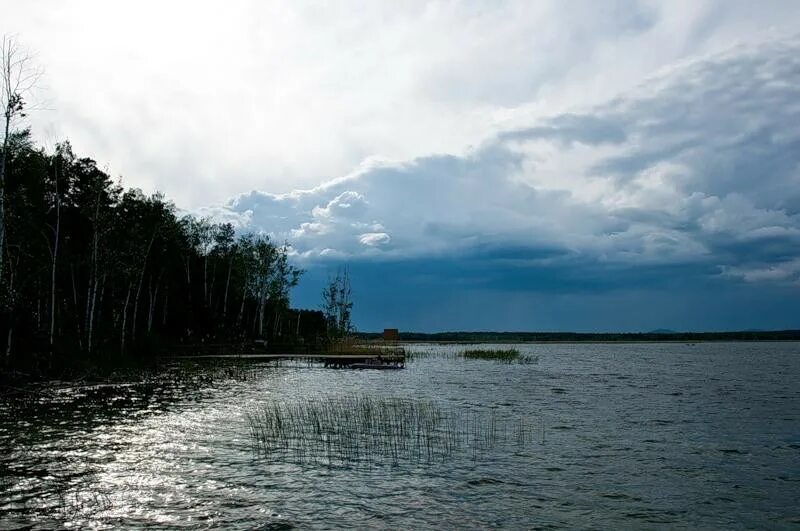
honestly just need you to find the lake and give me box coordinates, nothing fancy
[2,342,799,529]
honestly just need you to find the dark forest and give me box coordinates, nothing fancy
[0,130,327,375]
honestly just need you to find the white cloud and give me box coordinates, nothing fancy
[215,33,800,287]
[312,191,368,220]
[4,2,800,287]
[4,1,800,210]
[359,232,391,247]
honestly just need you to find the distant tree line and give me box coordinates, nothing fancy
[0,130,329,373]
[355,330,800,342]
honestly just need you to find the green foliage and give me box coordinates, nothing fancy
[405,347,538,364]
[322,267,353,340]
[0,130,314,372]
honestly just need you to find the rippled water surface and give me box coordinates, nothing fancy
[2,342,800,529]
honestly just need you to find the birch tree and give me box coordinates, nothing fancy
[322,267,353,340]
[1,35,40,283]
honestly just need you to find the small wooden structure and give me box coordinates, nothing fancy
[382,328,400,341]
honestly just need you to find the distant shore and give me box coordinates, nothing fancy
[356,330,800,343]
[393,339,800,345]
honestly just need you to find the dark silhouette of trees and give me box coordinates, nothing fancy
[0,129,317,374]
[1,36,42,363]
[322,267,353,340]
[2,36,41,286]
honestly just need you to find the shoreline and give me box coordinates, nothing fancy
[392,339,800,345]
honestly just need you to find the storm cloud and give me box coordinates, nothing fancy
[222,35,800,293]
[6,1,800,330]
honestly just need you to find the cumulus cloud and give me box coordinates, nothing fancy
[216,34,800,292]
[6,2,800,329]
[8,1,800,210]
[359,232,391,247]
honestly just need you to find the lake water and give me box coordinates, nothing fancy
[1,342,799,529]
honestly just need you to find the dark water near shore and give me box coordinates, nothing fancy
[2,342,799,529]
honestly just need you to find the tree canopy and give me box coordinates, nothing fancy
[0,130,324,373]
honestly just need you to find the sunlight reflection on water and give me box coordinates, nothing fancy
[1,342,800,529]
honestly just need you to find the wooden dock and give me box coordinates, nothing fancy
[166,346,406,369]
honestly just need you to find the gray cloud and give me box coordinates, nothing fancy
[8,1,800,210]
[216,34,800,288]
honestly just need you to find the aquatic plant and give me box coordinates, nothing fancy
[247,394,536,466]
[463,348,521,361]
[406,347,538,364]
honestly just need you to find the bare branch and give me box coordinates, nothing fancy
[2,34,43,285]
[1,35,42,115]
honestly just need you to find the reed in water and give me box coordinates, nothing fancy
[406,347,538,364]
[247,394,536,466]
[463,348,521,361]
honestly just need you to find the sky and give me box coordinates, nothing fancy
[3,0,800,332]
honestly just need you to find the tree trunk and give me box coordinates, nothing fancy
[147,283,155,333]
[120,282,132,354]
[208,258,217,310]
[162,288,169,327]
[257,295,265,338]
[85,186,102,350]
[49,159,61,346]
[203,254,208,305]
[87,272,104,355]
[183,255,192,306]
[3,257,15,361]
[0,110,10,282]
[236,271,248,327]
[5,323,11,359]
[70,264,82,350]
[147,272,162,334]
[85,271,97,354]
[131,229,157,342]
[222,257,232,319]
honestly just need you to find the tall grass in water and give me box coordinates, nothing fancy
[463,348,521,361]
[247,394,536,466]
[407,347,538,364]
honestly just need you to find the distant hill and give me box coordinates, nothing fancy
[649,329,677,334]
[355,330,800,342]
